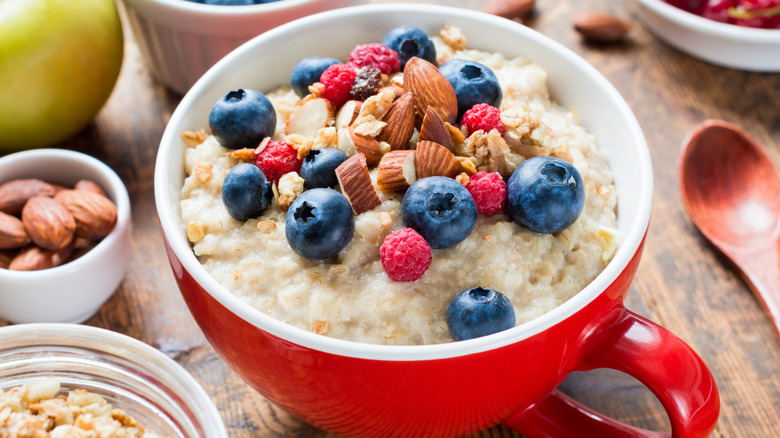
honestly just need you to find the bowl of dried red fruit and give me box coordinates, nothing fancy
[637,0,780,71]
[0,149,131,324]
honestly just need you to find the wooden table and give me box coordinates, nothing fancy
[3,0,779,436]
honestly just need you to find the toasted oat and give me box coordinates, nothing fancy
[550,145,573,163]
[440,25,467,51]
[284,134,313,160]
[312,320,330,335]
[446,122,466,143]
[351,89,394,137]
[257,220,277,234]
[455,172,471,186]
[308,82,325,98]
[193,163,213,183]
[312,127,339,150]
[229,148,257,162]
[187,220,206,242]
[181,130,209,148]
[456,156,477,174]
[277,172,305,208]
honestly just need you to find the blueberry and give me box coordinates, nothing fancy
[401,176,477,249]
[222,163,273,221]
[447,287,516,341]
[438,59,502,121]
[209,89,276,149]
[300,148,348,189]
[290,57,340,98]
[286,188,355,260]
[205,0,253,4]
[381,25,436,70]
[506,156,585,234]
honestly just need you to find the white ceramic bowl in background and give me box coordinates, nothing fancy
[636,0,780,72]
[0,323,227,438]
[117,0,365,95]
[0,149,132,324]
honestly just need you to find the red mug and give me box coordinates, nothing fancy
[155,5,719,437]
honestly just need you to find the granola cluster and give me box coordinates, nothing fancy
[0,380,167,438]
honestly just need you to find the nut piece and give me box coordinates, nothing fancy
[377,150,417,192]
[348,127,383,166]
[415,140,461,179]
[0,179,56,215]
[54,190,118,241]
[482,0,535,19]
[335,100,362,129]
[403,57,459,126]
[336,153,382,215]
[0,211,31,249]
[285,97,336,138]
[419,106,455,152]
[572,12,631,43]
[377,92,416,151]
[75,180,108,198]
[22,196,75,251]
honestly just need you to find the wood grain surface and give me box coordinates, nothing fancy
[2,0,780,437]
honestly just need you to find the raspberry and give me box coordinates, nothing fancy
[347,43,401,75]
[320,64,357,107]
[254,140,302,183]
[380,228,432,282]
[466,171,507,216]
[351,66,383,101]
[461,103,505,136]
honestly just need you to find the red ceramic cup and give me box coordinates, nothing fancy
[155,4,719,437]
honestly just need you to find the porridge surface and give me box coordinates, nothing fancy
[180,31,619,345]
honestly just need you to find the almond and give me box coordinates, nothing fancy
[377,92,416,150]
[415,140,461,179]
[285,97,335,138]
[0,211,30,249]
[8,243,73,271]
[75,179,108,198]
[418,106,455,152]
[336,153,382,215]
[54,190,118,241]
[572,12,631,44]
[347,127,383,166]
[403,57,458,126]
[0,179,56,215]
[22,196,75,251]
[334,100,362,129]
[482,0,535,19]
[377,150,417,192]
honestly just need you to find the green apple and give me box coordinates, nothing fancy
[0,0,123,149]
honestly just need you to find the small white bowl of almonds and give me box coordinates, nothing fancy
[0,149,131,324]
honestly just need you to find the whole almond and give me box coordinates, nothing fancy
[377,92,416,150]
[0,211,31,249]
[8,243,73,271]
[75,180,108,198]
[572,12,631,43]
[482,0,535,19]
[0,179,56,215]
[54,190,118,241]
[22,196,75,251]
[403,57,459,126]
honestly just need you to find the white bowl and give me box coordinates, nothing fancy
[636,0,780,71]
[118,0,365,95]
[0,149,132,324]
[0,323,227,438]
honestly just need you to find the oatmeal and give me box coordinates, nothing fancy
[0,380,166,437]
[180,27,619,345]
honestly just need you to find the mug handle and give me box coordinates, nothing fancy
[502,305,720,438]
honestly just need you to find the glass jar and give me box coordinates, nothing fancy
[0,323,227,438]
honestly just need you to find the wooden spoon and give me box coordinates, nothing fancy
[680,119,780,338]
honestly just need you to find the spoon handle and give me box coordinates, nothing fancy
[727,240,780,339]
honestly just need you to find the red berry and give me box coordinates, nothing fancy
[347,43,401,75]
[320,64,357,107]
[380,228,432,282]
[461,103,505,136]
[466,171,507,216]
[254,140,302,183]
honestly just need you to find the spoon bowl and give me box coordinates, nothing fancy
[680,119,780,337]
